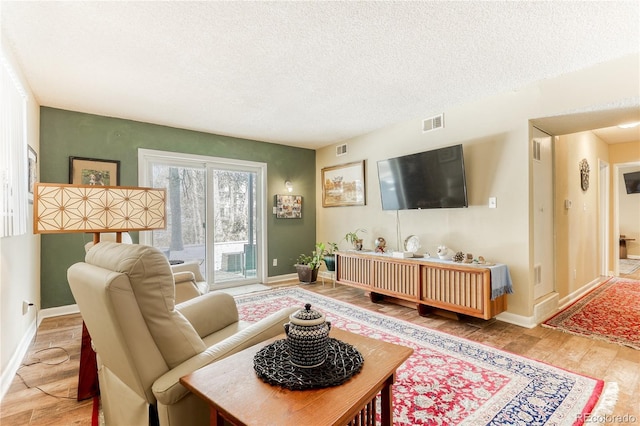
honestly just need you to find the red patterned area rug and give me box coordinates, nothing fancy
[236,287,617,425]
[543,277,640,350]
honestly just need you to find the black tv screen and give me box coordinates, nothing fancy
[623,171,640,194]
[377,144,468,210]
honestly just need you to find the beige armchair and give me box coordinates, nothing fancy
[170,261,209,303]
[68,242,296,426]
[83,234,207,304]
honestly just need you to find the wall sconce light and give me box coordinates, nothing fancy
[285,180,293,193]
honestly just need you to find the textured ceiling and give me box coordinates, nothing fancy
[1,1,639,149]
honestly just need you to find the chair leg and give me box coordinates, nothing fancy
[149,404,159,426]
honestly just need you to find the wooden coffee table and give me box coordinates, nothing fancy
[180,328,413,426]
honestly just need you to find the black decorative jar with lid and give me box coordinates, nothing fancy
[284,303,332,368]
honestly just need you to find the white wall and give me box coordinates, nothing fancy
[0,38,41,400]
[554,131,609,298]
[316,53,640,320]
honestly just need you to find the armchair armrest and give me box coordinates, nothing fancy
[170,261,205,282]
[177,292,239,338]
[152,306,298,405]
[173,270,202,303]
[173,271,196,284]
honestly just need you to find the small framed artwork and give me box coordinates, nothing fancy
[276,194,302,218]
[69,156,120,185]
[27,145,37,203]
[321,160,366,207]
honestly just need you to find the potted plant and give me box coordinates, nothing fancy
[295,242,325,283]
[344,228,366,250]
[322,242,339,272]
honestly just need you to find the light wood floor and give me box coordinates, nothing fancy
[2,272,639,425]
[1,315,94,425]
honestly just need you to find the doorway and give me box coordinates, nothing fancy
[138,149,267,289]
[614,161,640,277]
[532,108,638,269]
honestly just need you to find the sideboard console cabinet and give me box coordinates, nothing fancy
[335,251,508,320]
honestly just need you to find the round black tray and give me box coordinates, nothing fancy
[253,338,364,390]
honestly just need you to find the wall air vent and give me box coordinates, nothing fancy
[336,144,347,156]
[422,113,444,133]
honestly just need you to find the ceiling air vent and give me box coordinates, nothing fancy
[336,144,347,156]
[422,113,444,133]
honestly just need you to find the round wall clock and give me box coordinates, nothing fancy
[579,158,590,191]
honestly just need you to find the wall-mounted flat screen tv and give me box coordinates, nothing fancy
[377,144,468,210]
[623,171,640,194]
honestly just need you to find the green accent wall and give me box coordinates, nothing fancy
[40,107,316,308]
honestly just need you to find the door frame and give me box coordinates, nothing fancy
[137,148,269,286]
[613,161,640,276]
[599,159,610,276]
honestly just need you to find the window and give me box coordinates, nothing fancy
[1,49,28,237]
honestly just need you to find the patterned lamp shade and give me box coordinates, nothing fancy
[34,183,166,243]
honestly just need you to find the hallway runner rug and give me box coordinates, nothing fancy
[235,287,616,425]
[543,277,640,350]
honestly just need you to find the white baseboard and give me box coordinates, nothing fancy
[495,311,537,329]
[557,277,602,311]
[266,273,298,284]
[267,272,337,286]
[625,254,640,260]
[496,290,567,328]
[0,318,37,402]
[534,292,560,323]
[39,303,80,320]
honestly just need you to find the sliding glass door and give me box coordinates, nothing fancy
[210,169,258,284]
[138,149,266,289]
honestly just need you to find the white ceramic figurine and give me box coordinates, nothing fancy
[437,245,453,260]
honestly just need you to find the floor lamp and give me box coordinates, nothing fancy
[33,182,166,400]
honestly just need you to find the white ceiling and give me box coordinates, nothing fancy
[1,1,639,149]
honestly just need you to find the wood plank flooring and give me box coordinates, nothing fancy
[2,272,639,425]
[1,315,93,425]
